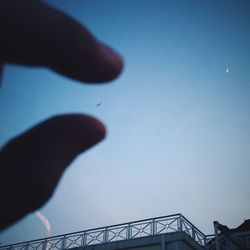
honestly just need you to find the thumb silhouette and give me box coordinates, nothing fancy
[0,114,106,230]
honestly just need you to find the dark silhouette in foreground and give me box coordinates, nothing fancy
[0,0,123,230]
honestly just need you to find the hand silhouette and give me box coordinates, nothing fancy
[0,0,123,230]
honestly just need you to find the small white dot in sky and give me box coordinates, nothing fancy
[225,68,230,74]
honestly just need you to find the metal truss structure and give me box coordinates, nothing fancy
[206,232,250,250]
[205,222,250,250]
[0,213,211,250]
[216,232,250,250]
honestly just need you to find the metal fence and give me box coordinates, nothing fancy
[0,213,209,250]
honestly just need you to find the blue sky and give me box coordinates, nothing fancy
[1,0,250,245]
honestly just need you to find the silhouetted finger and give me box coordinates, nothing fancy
[0,0,123,83]
[0,114,106,230]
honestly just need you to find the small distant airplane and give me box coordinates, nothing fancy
[96,102,102,107]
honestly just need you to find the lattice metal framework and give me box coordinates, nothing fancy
[206,231,250,250]
[0,213,211,250]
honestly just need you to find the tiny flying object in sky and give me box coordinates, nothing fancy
[96,102,102,107]
[225,68,230,74]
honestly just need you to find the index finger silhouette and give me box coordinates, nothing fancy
[0,0,123,83]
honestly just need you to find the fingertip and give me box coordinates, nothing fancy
[43,114,107,153]
[49,41,124,84]
[60,43,124,84]
[79,114,107,147]
[97,43,124,82]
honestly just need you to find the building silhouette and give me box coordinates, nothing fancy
[0,214,249,250]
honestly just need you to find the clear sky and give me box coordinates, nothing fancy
[1,0,250,245]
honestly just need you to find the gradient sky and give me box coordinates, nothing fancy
[1,0,250,245]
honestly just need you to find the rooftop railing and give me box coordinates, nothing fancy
[0,213,209,250]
